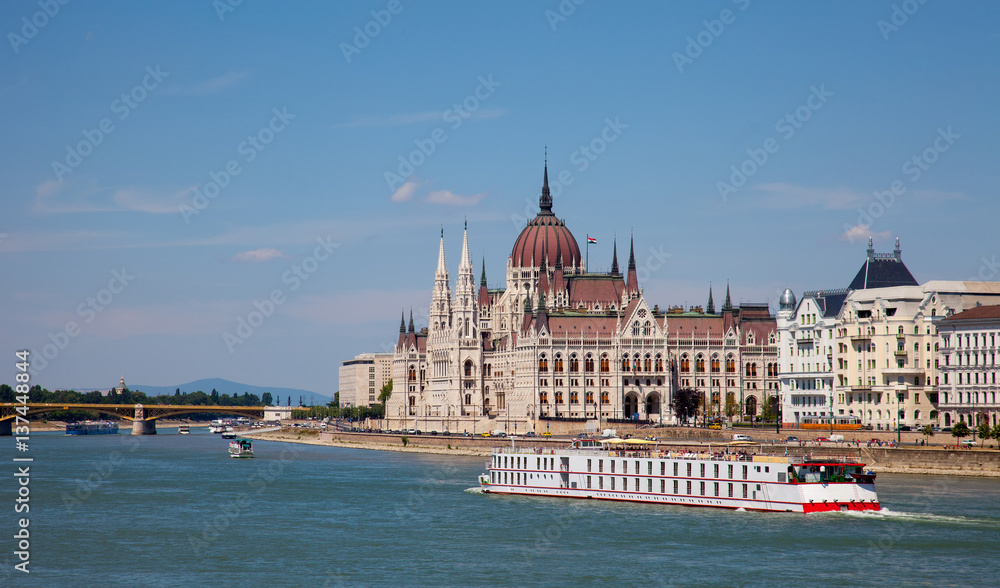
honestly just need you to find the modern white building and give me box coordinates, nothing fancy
[937,305,1000,429]
[338,353,393,408]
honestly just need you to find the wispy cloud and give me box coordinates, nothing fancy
[840,224,892,243]
[426,189,486,206]
[163,70,249,96]
[390,179,421,202]
[750,183,865,210]
[334,107,507,129]
[231,248,288,263]
[32,181,193,214]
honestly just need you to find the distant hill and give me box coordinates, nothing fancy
[129,378,332,406]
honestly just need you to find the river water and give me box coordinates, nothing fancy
[5,429,999,587]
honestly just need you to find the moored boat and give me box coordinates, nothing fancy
[178,425,190,435]
[478,438,880,513]
[221,430,237,439]
[66,420,119,435]
[229,439,254,458]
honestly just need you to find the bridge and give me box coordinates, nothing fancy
[0,403,265,435]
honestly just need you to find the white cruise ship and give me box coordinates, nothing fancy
[479,439,880,514]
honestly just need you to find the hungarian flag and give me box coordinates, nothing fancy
[587,237,597,244]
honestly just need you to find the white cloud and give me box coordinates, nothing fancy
[163,70,249,96]
[426,190,485,206]
[334,107,507,129]
[33,181,193,214]
[840,224,891,243]
[231,248,288,263]
[391,179,421,202]
[751,183,865,210]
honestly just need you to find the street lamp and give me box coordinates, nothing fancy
[896,391,901,446]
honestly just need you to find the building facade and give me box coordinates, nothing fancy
[338,352,393,408]
[937,305,1000,429]
[382,162,777,433]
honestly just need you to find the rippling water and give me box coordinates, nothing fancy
[6,429,1000,587]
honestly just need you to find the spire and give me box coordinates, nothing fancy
[867,236,875,262]
[539,149,553,214]
[707,285,715,315]
[459,221,472,270]
[894,236,902,261]
[554,240,563,270]
[611,238,620,276]
[625,235,639,295]
[408,308,414,333]
[399,310,406,333]
[480,257,487,287]
[723,282,732,311]
[436,228,448,276]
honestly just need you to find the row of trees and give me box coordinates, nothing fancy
[925,421,1000,443]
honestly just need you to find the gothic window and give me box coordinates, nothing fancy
[680,355,690,373]
[569,355,579,372]
[601,391,610,404]
[632,322,640,337]
[554,355,564,372]
[622,354,629,371]
[586,391,594,404]
[538,355,548,372]
[585,354,595,372]
[408,365,416,382]
[643,321,651,337]
[655,354,663,372]
[600,355,610,373]
[570,392,579,404]
[498,393,505,410]
[633,354,640,372]
[540,392,549,404]
[464,360,473,378]
[695,355,705,373]
[769,333,776,345]
[555,392,564,404]
[464,394,471,405]
[644,354,652,372]
[711,356,720,373]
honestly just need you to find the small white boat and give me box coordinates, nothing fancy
[229,439,254,458]
[221,430,237,439]
[178,425,190,435]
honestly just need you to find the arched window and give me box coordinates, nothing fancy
[538,355,548,372]
[632,322,640,337]
[585,354,595,372]
[600,355,609,373]
[726,357,735,373]
[554,355,564,372]
[569,354,579,372]
[464,394,471,405]
[711,356,720,373]
[464,360,473,378]
[601,391,609,404]
[655,354,663,372]
[643,321,651,337]
[681,355,690,373]
[644,354,652,372]
[695,355,705,373]
[408,365,416,382]
[621,355,629,371]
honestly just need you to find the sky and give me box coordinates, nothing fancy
[2,1,998,396]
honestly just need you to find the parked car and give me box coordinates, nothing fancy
[733,434,753,442]
[542,431,552,437]
[524,431,537,437]
[961,439,977,446]
[785,436,799,443]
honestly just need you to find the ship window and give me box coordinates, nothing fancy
[611,478,615,490]
[648,479,652,493]
[728,464,734,478]
[686,481,692,495]
[648,462,653,475]
[661,463,665,476]
[765,466,769,473]
[714,464,719,478]
[700,481,705,496]
[661,480,665,494]
[700,464,706,477]
[674,480,679,494]
[687,463,692,477]
[635,478,640,492]
[728,483,734,498]
[778,472,786,483]
[599,477,603,490]
[742,465,748,480]
[587,459,592,472]
[636,461,640,474]
[587,476,592,489]
[714,482,720,497]
[611,461,615,473]
[623,461,627,474]
[743,484,748,498]
[674,463,679,476]
[757,484,761,491]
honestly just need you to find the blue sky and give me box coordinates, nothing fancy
[2,1,998,395]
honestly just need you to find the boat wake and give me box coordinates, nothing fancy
[831,507,983,526]
[465,487,484,494]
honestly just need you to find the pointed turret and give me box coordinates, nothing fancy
[454,220,478,340]
[399,310,406,333]
[408,308,415,333]
[538,255,549,308]
[894,236,902,261]
[867,236,875,262]
[625,236,639,296]
[707,286,715,315]
[429,228,452,335]
[478,257,490,308]
[539,149,552,214]
[611,238,620,276]
[723,282,732,311]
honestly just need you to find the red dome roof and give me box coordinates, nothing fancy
[511,213,581,268]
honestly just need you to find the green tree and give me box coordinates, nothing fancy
[724,392,739,421]
[992,423,1000,441]
[976,420,991,441]
[332,391,340,408]
[0,384,15,402]
[760,396,779,422]
[378,379,393,407]
[671,388,701,425]
[920,424,934,438]
[951,421,971,440]
[262,392,273,406]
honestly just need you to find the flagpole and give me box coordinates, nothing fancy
[586,234,589,273]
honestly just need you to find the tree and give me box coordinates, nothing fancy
[261,392,273,406]
[332,392,340,408]
[174,388,180,397]
[724,392,739,421]
[920,424,934,439]
[992,423,1000,442]
[671,388,701,425]
[378,380,393,406]
[951,421,971,440]
[976,420,991,441]
[287,395,291,407]
[760,396,779,422]
[0,384,14,403]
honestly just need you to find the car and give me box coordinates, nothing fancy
[785,436,799,443]
[732,434,753,442]
[461,432,471,437]
[524,431,537,437]
[442,431,451,436]
[429,430,438,435]
[815,437,830,443]
[542,431,552,437]
[405,429,416,434]
[960,439,977,446]
[897,425,912,432]
[481,432,491,437]
[941,427,952,432]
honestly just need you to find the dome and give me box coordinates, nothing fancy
[779,288,797,311]
[512,213,581,268]
[511,160,581,268]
